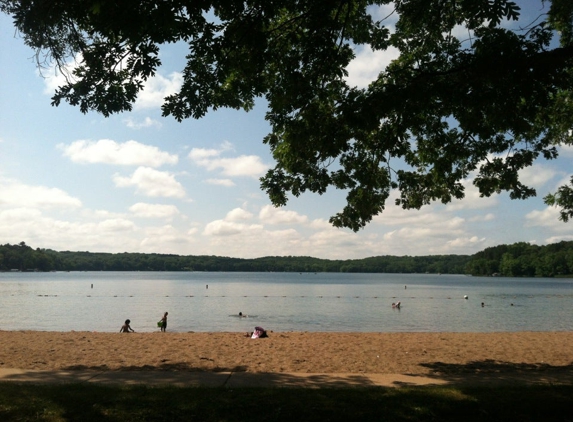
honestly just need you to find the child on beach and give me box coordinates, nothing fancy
[159,312,168,332]
[120,319,135,333]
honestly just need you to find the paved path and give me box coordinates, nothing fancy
[1,368,571,388]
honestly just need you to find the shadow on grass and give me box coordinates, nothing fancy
[1,382,572,422]
[417,360,573,386]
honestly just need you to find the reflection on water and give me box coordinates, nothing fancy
[0,272,572,332]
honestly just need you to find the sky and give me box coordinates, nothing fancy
[1,2,572,260]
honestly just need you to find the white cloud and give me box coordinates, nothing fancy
[345,45,400,89]
[192,155,267,178]
[205,178,235,187]
[189,142,267,178]
[98,218,136,232]
[444,180,499,211]
[308,218,334,230]
[226,208,254,221]
[307,229,362,250]
[201,207,257,236]
[525,207,563,229]
[113,167,186,198]
[59,139,178,167]
[519,165,560,190]
[124,117,162,130]
[41,55,80,95]
[468,213,495,222]
[0,208,141,252]
[135,72,183,110]
[0,179,82,209]
[129,202,180,219]
[559,144,573,157]
[139,224,196,253]
[203,220,263,236]
[545,234,573,243]
[445,236,486,249]
[259,205,308,225]
[40,53,180,112]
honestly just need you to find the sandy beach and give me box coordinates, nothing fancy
[0,331,572,379]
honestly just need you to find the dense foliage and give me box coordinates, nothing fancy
[2,1,573,229]
[1,241,572,276]
[465,241,573,277]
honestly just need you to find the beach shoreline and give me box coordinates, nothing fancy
[1,331,572,378]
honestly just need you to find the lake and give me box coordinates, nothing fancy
[0,272,571,333]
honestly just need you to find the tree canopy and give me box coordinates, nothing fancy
[2,0,573,230]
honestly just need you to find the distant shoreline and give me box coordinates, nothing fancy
[3,241,573,277]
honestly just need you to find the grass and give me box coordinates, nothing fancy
[0,383,572,421]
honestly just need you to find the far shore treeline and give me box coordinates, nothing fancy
[1,241,572,277]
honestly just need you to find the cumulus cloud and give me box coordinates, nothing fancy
[442,180,499,211]
[259,205,308,225]
[445,236,486,249]
[189,142,267,178]
[525,207,563,229]
[308,218,334,230]
[203,220,263,236]
[468,213,495,222]
[226,208,254,221]
[124,117,162,130]
[135,72,183,110]
[138,225,196,253]
[0,208,141,252]
[0,179,82,209]
[203,205,262,236]
[519,165,561,190]
[545,234,573,243]
[129,202,180,219]
[345,45,399,89]
[59,139,178,167]
[113,167,186,198]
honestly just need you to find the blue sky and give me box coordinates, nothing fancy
[1,2,572,259]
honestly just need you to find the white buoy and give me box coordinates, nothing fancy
[464,295,468,299]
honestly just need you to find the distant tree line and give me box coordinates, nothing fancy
[1,241,572,277]
[464,241,573,277]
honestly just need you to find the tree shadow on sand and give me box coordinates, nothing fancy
[413,360,573,386]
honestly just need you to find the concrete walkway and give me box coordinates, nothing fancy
[1,368,571,388]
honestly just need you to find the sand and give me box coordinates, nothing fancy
[1,331,572,378]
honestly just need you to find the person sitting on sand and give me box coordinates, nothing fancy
[120,319,135,333]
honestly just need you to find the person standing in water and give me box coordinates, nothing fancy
[160,312,168,332]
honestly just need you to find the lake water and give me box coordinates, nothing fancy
[1,272,571,333]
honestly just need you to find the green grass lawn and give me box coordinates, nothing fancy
[0,383,571,421]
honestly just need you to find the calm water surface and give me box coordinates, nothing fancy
[1,272,571,333]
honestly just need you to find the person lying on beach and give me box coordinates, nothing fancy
[120,319,135,333]
[247,326,268,338]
